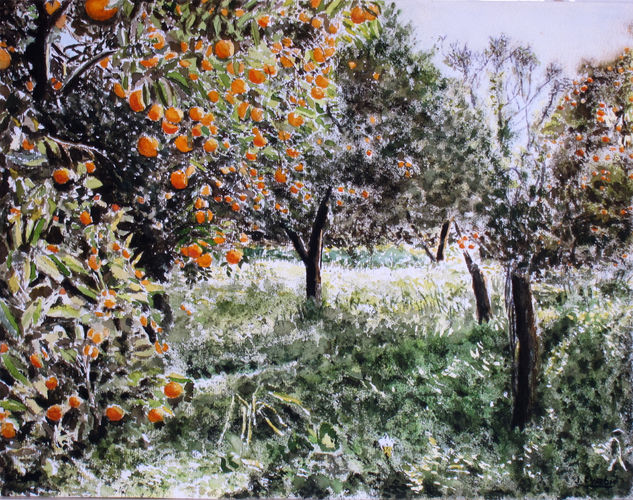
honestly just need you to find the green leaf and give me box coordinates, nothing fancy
[250,20,260,46]
[0,399,27,412]
[167,373,193,384]
[0,301,19,337]
[30,218,46,245]
[21,299,42,331]
[110,264,131,281]
[326,0,344,17]
[61,255,88,275]
[49,255,70,277]
[3,355,29,385]
[60,349,77,363]
[156,79,173,107]
[167,71,189,92]
[47,305,81,319]
[76,285,97,300]
[213,16,221,37]
[85,177,103,190]
[35,255,64,281]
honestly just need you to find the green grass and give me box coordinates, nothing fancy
[46,248,633,498]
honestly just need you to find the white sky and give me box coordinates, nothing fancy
[393,0,633,76]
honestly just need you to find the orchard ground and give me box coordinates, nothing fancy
[34,246,633,498]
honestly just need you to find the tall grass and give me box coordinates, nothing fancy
[47,248,632,498]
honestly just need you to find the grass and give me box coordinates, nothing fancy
[46,247,633,498]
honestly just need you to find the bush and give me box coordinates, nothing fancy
[0,174,180,494]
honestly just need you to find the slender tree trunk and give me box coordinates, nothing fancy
[283,187,332,303]
[462,251,492,323]
[453,221,491,323]
[507,270,539,429]
[436,220,451,261]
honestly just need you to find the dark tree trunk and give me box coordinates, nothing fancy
[508,271,539,429]
[462,251,492,323]
[436,220,451,261]
[283,187,332,303]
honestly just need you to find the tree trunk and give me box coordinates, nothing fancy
[436,220,451,261]
[283,187,332,303]
[462,251,492,323]
[508,271,539,429]
[305,260,322,303]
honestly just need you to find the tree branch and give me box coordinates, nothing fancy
[308,186,332,259]
[280,222,309,264]
[61,49,117,95]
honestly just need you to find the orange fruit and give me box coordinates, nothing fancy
[248,69,266,84]
[46,404,63,421]
[0,342,7,353]
[311,87,325,99]
[315,74,329,88]
[1,422,16,439]
[147,408,164,423]
[0,49,11,70]
[138,136,159,157]
[79,210,93,225]
[69,396,82,408]
[274,168,287,183]
[237,101,249,120]
[165,107,184,124]
[350,6,365,23]
[45,376,58,390]
[105,405,124,421]
[46,0,61,14]
[113,82,127,98]
[257,15,270,28]
[53,168,70,184]
[196,253,212,267]
[170,170,188,189]
[162,119,179,134]
[88,254,100,271]
[85,0,118,21]
[189,107,204,121]
[164,381,183,398]
[86,161,96,173]
[288,112,304,127]
[231,78,247,94]
[187,244,203,258]
[250,107,264,122]
[140,57,159,68]
[195,210,205,223]
[226,249,243,265]
[253,133,267,148]
[215,39,235,59]
[147,103,164,121]
[203,138,218,153]
[174,135,192,152]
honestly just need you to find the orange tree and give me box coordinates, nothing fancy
[95,0,385,302]
[537,49,633,268]
[331,7,499,323]
[447,37,633,428]
[0,0,379,489]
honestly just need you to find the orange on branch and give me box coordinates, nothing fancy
[147,408,164,423]
[226,249,243,265]
[165,107,184,124]
[164,381,183,398]
[170,170,188,189]
[1,422,16,439]
[85,0,118,21]
[53,168,71,184]
[248,69,266,84]
[69,396,81,408]
[147,103,164,121]
[174,135,192,152]
[138,136,159,157]
[231,78,247,94]
[46,405,63,422]
[129,90,145,112]
[162,120,179,134]
[215,39,235,59]
[196,253,212,267]
[105,405,124,421]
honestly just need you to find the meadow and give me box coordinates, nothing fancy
[42,247,633,498]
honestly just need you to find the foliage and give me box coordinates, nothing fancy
[0,170,176,493]
[22,254,631,498]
